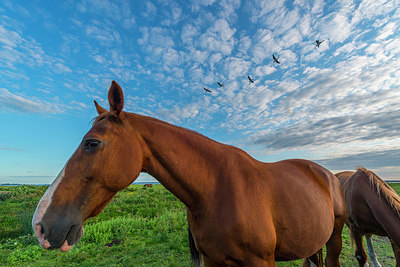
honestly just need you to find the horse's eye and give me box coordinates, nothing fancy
[83,139,102,152]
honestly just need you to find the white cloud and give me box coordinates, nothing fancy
[352,0,398,25]
[218,0,241,22]
[199,19,236,56]
[311,0,324,14]
[281,28,302,48]
[122,17,136,29]
[209,53,222,70]
[181,24,198,47]
[251,29,279,64]
[224,57,251,80]
[92,54,107,64]
[70,100,87,110]
[162,47,183,66]
[188,65,205,81]
[162,5,182,26]
[85,24,121,45]
[0,25,22,47]
[275,79,301,96]
[248,52,400,154]
[279,49,298,68]
[157,102,203,123]
[0,89,64,114]
[0,23,77,78]
[265,6,301,35]
[376,21,397,40]
[237,34,251,56]
[145,27,174,48]
[320,13,353,43]
[76,0,136,30]
[142,1,157,18]
[137,26,176,66]
[191,0,217,12]
[333,41,358,56]
[170,6,182,24]
[247,0,285,23]
[53,63,72,74]
[298,13,311,36]
[254,65,276,77]
[190,49,209,64]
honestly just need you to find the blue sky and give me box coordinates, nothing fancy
[0,0,399,184]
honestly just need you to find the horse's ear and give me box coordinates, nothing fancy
[108,81,124,116]
[94,100,107,115]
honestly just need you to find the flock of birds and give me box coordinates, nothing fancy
[203,40,324,93]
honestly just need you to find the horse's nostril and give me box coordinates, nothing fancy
[36,223,45,236]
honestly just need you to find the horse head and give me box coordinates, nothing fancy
[32,81,144,251]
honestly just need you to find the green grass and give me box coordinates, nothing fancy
[1,183,399,266]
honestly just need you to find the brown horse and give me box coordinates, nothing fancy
[336,168,400,267]
[32,81,345,266]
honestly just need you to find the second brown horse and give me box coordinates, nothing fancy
[336,168,400,266]
[32,81,345,266]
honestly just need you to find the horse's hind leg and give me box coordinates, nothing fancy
[366,234,381,267]
[389,237,400,267]
[352,228,368,267]
[302,250,323,267]
[325,215,345,267]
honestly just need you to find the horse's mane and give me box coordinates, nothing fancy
[357,167,400,217]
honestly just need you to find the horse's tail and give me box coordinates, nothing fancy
[188,227,201,267]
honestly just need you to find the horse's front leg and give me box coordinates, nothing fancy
[365,234,382,267]
[389,237,400,267]
[351,228,368,266]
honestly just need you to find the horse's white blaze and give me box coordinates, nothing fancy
[32,165,66,248]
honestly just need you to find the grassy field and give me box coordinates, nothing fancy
[1,183,399,266]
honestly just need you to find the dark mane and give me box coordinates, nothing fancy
[357,167,400,217]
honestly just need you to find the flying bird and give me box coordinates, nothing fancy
[315,40,324,48]
[248,76,254,83]
[203,87,212,93]
[217,82,224,87]
[272,54,280,64]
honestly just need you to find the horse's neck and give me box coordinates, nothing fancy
[133,115,223,208]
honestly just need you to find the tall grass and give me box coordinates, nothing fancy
[0,191,13,201]
[15,210,34,236]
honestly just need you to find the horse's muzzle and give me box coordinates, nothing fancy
[33,220,84,252]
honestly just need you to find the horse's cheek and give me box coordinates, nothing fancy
[103,142,142,191]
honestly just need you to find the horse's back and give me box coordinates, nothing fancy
[268,159,344,209]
